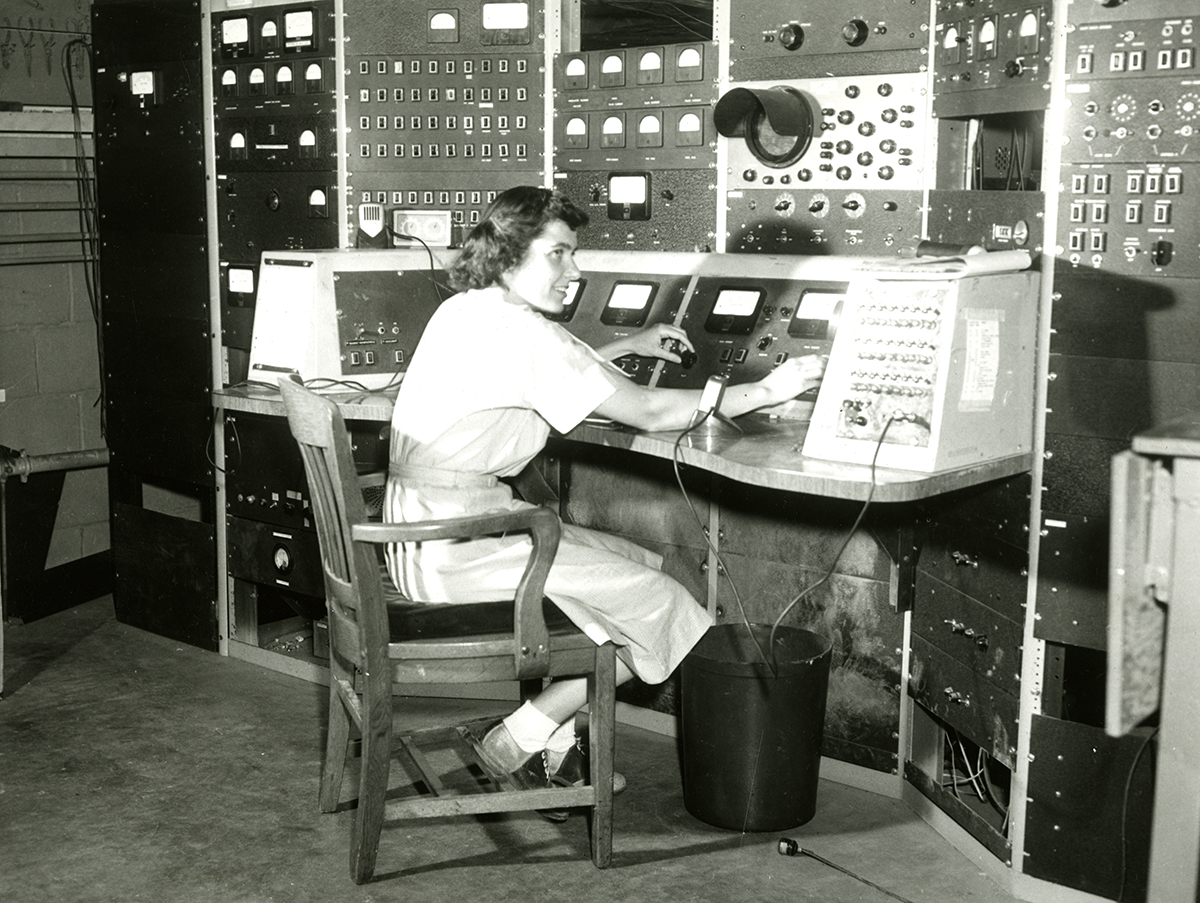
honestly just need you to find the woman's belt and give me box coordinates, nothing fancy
[389,461,499,489]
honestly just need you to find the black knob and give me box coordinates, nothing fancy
[665,338,697,369]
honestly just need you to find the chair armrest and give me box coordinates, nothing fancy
[352,507,562,680]
[351,506,558,545]
[357,470,387,489]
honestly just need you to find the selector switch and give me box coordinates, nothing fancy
[1151,240,1174,266]
[663,337,698,368]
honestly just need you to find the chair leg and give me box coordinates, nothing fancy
[348,675,393,884]
[588,642,616,868]
[319,680,352,813]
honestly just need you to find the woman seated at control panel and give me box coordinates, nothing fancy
[383,185,826,803]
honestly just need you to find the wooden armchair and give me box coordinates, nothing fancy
[279,377,616,884]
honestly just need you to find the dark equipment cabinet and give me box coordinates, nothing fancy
[93,0,218,649]
[223,409,388,645]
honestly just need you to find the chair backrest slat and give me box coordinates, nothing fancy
[298,443,351,585]
[281,378,391,672]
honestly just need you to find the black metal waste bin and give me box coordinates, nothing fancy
[681,623,832,831]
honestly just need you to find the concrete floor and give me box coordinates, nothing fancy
[0,597,1025,903]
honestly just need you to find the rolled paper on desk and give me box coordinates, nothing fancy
[854,249,1033,278]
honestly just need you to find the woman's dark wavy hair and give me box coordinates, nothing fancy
[448,186,589,292]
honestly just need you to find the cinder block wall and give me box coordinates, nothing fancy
[0,115,109,573]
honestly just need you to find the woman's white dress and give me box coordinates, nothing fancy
[384,286,711,683]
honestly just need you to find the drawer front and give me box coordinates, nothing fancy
[912,572,1024,696]
[227,515,324,598]
[917,520,1029,624]
[908,635,1020,768]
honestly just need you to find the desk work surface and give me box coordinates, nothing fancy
[215,386,1029,504]
[215,384,398,422]
[564,418,1030,503]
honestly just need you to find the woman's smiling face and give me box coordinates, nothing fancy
[500,218,582,315]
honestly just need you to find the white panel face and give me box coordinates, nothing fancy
[607,283,653,310]
[711,289,761,317]
[228,267,254,294]
[609,174,646,204]
[222,17,248,44]
[482,3,528,30]
[285,11,314,38]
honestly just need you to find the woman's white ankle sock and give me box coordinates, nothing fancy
[501,700,559,753]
